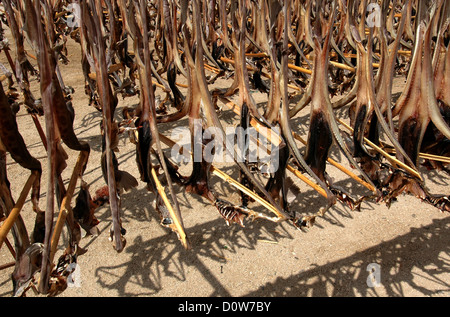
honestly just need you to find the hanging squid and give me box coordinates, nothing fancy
[389,0,450,212]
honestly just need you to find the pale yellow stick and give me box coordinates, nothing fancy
[382,147,450,164]
[305,54,382,70]
[219,97,335,197]
[210,167,286,220]
[175,82,189,88]
[49,209,68,263]
[122,130,190,247]
[286,165,328,198]
[25,51,37,60]
[157,133,284,221]
[291,132,377,192]
[337,119,422,180]
[204,63,221,74]
[329,61,356,72]
[418,153,450,164]
[151,168,190,250]
[287,63,313,75]
[0,172,37,249]
[220,97,375,194]
[49,150,88,263]
[245,52,268,58]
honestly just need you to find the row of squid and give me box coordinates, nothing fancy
[0,0,449,296]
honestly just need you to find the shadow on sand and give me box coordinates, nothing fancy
[91,196,449,297]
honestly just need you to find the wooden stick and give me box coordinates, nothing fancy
[220,97,376,196]
[49,150,88,263]
[150,168,190,249]
[337,119,423,180]
[306,53,386,70]
[330,61,356,72]
[397,50,412,56]
[245,52,268,58]
[175,82,189,89]
[418,153,450,164]
[210,166,286,220]
[218,97,336,198]
[229,50,312,75]
[157,133,285,221]
[286,165,328,198]
[291,132,377,192]
[49,209,68,263]
[0,172,38,249]
[382,146,450,164]
[25,50,37,61]
[204,63,221,74]
[287,63,313,75]
[327,157,376,190]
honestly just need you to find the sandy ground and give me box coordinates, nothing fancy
[0,32,449,298]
